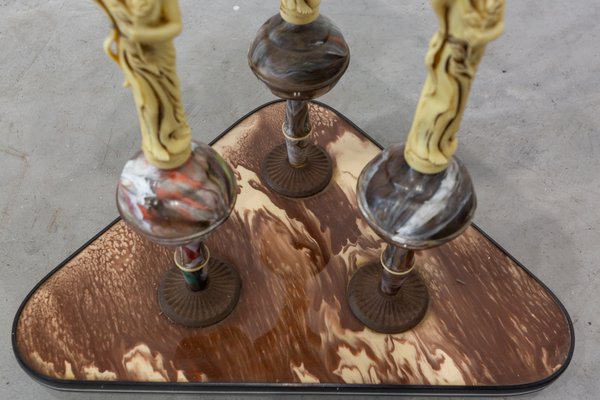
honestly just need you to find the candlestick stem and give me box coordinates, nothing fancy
[175,240,209,291]
[380,245,415,296]
[284,100,312,167]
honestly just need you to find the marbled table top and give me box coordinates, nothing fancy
[13,102,573,395]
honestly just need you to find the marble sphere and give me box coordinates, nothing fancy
[357,144,476,250]
[248,14,350,100]
[116,141,237,246]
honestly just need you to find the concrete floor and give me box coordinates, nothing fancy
[1,0,598,399]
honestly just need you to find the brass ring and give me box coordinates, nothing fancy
[281,122,312,142]
[380,252,415,276]
[174,245,210,273]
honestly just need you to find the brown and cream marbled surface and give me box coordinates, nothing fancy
[15,102,572,387]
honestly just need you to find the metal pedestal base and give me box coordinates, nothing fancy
[158,258,241,328]
[262,143,332,198]
[347,262,429,334]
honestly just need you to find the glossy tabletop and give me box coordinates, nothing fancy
[12,101,573,395]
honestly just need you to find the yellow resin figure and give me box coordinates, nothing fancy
[404,0,505,174]
[280,0,321,25]
[95,0,192,169]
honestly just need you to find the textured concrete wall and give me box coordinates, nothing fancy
[1,1,598,399]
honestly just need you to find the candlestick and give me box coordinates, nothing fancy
[348,0,505,333]
[248,0,349,198]
[95,0,241,327]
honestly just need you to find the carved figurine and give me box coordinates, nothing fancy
[404,0,505,174]
[280,0,321,24]
[95,0,191,169]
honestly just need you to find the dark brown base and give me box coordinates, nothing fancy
[347,262,429,334]
[158,258,241,327]
[261,142,332,198]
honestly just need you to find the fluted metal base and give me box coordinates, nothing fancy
[158,258,241,327]
[261,143,332,198]
[347,262,429,333]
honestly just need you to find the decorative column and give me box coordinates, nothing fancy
[348,0,505,333]
[94,0,241,327]
[248,0,350,198]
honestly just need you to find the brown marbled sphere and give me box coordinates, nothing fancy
[248,14,350,100]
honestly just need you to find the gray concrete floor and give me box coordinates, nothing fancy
[1,0,598,399]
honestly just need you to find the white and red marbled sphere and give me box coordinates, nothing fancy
[116,141,237,246]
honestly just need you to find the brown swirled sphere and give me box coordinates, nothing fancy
[116,141,237,246]
[248,14,350,100]
[357,144,476,250]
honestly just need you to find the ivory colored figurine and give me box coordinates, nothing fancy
[404,0,505,174]
[347,0,505,333]
[94,0,241,327]
[280,0,321,24]
[95,0,191,169]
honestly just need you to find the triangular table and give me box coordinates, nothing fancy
[12,101,573,396]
